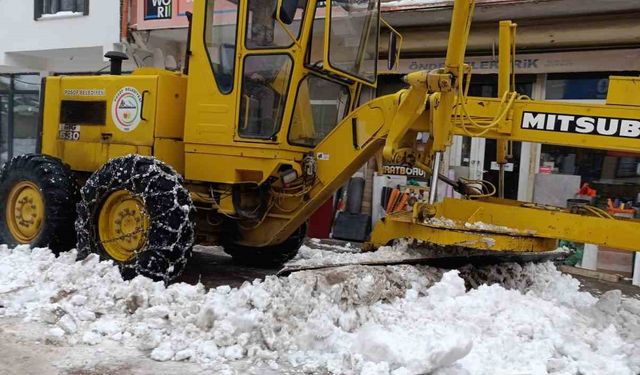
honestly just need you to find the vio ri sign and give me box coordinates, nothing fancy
[145,0,173,20]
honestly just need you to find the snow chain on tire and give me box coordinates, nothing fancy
[0,154,79,252]
[76,155,195,282]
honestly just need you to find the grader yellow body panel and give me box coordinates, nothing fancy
[41,69,187,174]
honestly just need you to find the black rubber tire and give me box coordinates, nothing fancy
[76,155,195,282]
[223,223,307,268]
[0,154,79,252]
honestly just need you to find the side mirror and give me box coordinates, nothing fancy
[388,31,400,70]
[381,18,402,71]
[276,0,298,25]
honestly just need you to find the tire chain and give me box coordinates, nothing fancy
[76,155,195,282]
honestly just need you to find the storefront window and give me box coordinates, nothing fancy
[13,94,40,156]
[0,74,41,164]
[0,95,8,164]
[13,75,41,91]
[541,72,640,210]
[468,75,535,199]
[546,74,609,100]
[0,76,9,91]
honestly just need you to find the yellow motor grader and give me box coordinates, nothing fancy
[0,0,639,281]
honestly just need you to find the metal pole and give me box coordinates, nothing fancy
[497,20,513,199]
[499,164,505,198]
[429,152,442,205]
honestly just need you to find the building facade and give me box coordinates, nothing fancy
[0,0,125,163]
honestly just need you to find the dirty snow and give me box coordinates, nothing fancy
[382,0,452,9]
[287,239,429,268]
[421,217,533,235]
[288,239,567,268]
[1,244,639,374]
[464,221,537,235]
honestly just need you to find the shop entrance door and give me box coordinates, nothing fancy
[469,138,486,181]
[0,94,9,164]
[0,74,41,165]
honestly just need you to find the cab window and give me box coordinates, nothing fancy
[245,0,308,49]
[327,0,379,83]
[289,75,350,147]
[238,55,293,139]
[204,0,238,94]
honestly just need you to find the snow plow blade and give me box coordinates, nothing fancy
[366,198,640,254]
[279,244,567,275]
[366,210,558,254]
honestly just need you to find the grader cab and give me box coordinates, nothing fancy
[0,0,639,282]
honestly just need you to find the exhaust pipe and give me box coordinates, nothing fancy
[104,51,129,75]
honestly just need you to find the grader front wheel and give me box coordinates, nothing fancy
[0,154,79,252]
[97,190,149,262]
[76,155,195,282]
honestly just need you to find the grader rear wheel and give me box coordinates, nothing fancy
[0,154,79,252]
[76,155,195,282]
[6,181,45,243]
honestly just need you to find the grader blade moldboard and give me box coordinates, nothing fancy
[369,198,640,254]
[278,239,567,275]
[368,211,558,254]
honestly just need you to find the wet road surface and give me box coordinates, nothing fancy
[175,246,280,289]
[176,242,639,298]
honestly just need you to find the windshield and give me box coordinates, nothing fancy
[328,0,379,83]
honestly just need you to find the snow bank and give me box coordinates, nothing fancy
[1,244,639,374]
[288,239,428,268]
[288,239,565,269]
[382,0,452,9]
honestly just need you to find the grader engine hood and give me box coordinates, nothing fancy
[40,69,187,174]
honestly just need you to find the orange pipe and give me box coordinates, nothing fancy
[394,192,410,212]
[386,189,400,214]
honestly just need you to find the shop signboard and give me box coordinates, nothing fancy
[381,163,429,182]
[133,0,235,30]
[145,0,173,20]
[381,49,640,75]
[539,166,553,174]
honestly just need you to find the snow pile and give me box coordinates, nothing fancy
[425,216,457,228]
[382,0,452,9]
[1,244,640,374]
[289,239,566,269]
[464,221,537,235]
[289,239,428,268]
